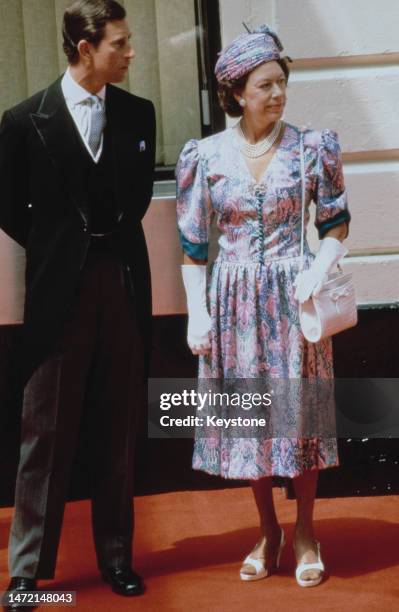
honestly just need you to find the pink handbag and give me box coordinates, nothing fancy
[298,133,358,343]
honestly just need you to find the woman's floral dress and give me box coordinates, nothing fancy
[176,122,350,479]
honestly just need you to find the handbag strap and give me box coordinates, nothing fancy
[299,131,306,271]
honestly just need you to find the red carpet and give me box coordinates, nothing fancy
[1,488,399,611]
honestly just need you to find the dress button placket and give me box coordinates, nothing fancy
[254,185,266,265]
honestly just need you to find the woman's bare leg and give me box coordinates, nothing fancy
[241,477,283,576]
[292,469,322,582]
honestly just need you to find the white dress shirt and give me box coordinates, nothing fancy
[61,68,106,163]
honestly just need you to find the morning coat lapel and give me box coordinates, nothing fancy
[30,77,89,226]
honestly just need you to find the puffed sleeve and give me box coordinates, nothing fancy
[314,129,351,239]
[175,139,213,260]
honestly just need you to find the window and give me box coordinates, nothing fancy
[127,0,224,180]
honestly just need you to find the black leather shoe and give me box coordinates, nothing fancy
[101,567,145,597]
[2,577,38,611]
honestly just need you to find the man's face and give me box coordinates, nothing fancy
[88,19,135,83]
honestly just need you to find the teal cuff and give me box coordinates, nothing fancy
[178,230,209,260]
[316,210,351,239]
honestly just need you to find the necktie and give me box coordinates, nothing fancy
[88,95,105,157]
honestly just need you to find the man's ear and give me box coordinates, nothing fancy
[77,39,92,62]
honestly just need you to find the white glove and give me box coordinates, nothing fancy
[181,265,212,355]
[294,237,348,303]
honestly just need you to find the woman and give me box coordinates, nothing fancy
[176,25,350,587]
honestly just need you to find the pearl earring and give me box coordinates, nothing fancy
[239,98,246,107]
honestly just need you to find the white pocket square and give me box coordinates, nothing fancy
[139,140,146,152]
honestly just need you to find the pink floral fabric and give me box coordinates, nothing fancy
[176,123,350,479]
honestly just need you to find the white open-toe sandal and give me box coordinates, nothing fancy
[240,528,285,581]
[295,541,325,587]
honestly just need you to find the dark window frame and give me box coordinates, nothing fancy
[154,0,224,182]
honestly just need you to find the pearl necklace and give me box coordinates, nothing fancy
[236,120,282,158]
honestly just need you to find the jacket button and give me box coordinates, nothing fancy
[83,225,88,232]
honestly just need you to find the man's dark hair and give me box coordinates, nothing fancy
[63,0,126,64]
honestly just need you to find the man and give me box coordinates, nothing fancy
[0,0,155,607]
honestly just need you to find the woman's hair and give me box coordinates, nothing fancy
[62,0,126,64]
[217,58,291,118]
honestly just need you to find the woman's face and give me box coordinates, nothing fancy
[237,60,287,125]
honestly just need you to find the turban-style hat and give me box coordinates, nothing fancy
[215,24,284,83]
